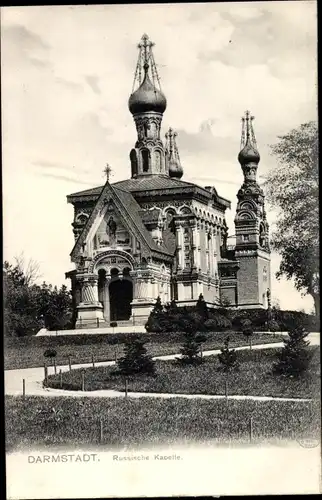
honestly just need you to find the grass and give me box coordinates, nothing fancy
[4,331,284,370]
[5,395,320,451]
[46,347,321,400]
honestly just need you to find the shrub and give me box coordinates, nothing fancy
[272,310,318,332]
[273,326,311,378]
[239,319,254,349]
[232,309,267,331]
[152,296,163,314]
[267,319,280,332]
[218,337,238,372]
[117,337,155,376]
[196,293,209,320]
[43,349,57,359]
[178,330,205,365]
[205,314,232,331]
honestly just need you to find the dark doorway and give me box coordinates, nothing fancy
[109,279,133,321]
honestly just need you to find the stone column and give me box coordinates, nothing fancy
[175,221,184,270]
[205,223,210,274]
[76,273,104,328]
[209,226,214,276]
[212,227,218,276]
[130,268,154,324]
[190,221,200,271]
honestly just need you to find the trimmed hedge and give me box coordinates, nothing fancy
[145,304,319,333]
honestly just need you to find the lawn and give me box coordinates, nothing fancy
[45,347,321,400]
[4,331,283,370]
[5,395,321,451]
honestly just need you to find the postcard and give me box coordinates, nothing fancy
[2,2,320,498]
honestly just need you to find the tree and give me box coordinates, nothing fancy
[196,293,209,320]
[265,121,319,315]
[218,337,238,372]
[240,318,254,349]
[117,337,155,375]
[37,283,73,330]
[152,296,163,314]
[14,252,42,286]
[4,260,73,336]
[44,349,57,368]
[178,317,207,365]
[273,326,311,378]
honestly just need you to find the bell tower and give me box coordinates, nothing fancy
[128,34,167,177]
[234,111,271,308]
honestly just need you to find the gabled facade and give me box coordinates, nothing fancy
[65,35,271,328]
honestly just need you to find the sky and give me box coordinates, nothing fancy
[1,2,317,312]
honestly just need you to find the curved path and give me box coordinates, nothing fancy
[5,333,320,402]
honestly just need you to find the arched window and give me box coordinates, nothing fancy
[130,149,138,177]
[259,223,266,247]
[154,150,161,173]
[141,149,150,172]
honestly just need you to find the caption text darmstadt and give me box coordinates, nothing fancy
[27,453,183,463]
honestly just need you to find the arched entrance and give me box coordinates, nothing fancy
[109,278,133,321]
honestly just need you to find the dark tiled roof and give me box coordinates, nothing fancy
[67,175,231,208]
[113,175,198,192]
[68,185,104,198]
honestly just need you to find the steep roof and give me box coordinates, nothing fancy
[70,182,173,262]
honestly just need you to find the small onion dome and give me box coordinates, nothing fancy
[128,63,167,115]
[238,141,260,165]
[169,159,183,179]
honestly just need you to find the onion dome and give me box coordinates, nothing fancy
[129,63,167,115]
[169,159,183,179]
[238,141,260,165]
[165,128,183,179]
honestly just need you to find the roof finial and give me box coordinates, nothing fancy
[131,34,161,93]
[238,110,260,166]
[103,163,112,182]
[166,127,183,179]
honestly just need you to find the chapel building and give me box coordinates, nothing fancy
[65,34,271,328]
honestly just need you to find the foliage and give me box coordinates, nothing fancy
[37,282,73,331]
[195,293,209,320]
[267,319,280,332]
[4,260,73,337]
[153,296,163,314]
[239,319,254,349]
[273,327,312,378]
[177,315,207,365]
[116,337,155,376]
[232,308,318,332]
[265,121,319,314]
[204,315,232,331]
[218,337,238,372]
[165,299,178,314]
[44,349,57,358]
